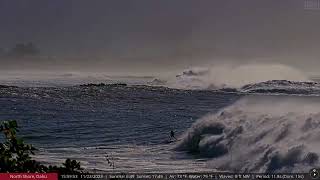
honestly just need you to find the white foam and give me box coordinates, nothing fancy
[166,64,308,90]
[176,95,320,173]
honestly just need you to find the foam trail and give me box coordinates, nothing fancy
[176,95,320,173]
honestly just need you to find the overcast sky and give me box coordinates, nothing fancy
[1,0,320,74]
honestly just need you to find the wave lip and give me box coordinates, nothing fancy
[175,96,320,173]
[147,78,320,96]
[240,80,320,95]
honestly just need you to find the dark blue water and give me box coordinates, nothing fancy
[0,85,239,172]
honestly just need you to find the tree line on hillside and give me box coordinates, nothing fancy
[0,120,83,174]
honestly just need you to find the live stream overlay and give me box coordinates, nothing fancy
[0,171,319,180]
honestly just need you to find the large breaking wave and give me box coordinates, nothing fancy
[176,96,320,173]
[148,64,320,96]
[152,64,310,90]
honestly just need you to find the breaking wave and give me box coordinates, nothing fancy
[163,64,309,90]
[176,96,320,173]
[147,64,320,96]
[240,80,320,95]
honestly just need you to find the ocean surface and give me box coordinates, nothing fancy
[0,82,239,173]
[1,76,320,173]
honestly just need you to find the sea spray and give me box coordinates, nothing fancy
[176,95,320,172]
[166,64,309,90]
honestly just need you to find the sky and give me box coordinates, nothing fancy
[1,0,320,75]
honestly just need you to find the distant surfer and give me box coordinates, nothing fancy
[170,130,177,140]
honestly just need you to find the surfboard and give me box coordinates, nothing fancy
[163,138,180,144]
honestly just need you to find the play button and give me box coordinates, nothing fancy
[310,168,319,179]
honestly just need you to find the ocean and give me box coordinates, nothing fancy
[1,76,320,173]
[0,82,239,173]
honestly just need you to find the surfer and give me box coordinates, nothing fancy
[170,130,177,140]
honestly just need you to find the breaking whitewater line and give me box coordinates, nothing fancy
[176,96,320,173]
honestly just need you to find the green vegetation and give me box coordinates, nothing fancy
[0,120,82,173]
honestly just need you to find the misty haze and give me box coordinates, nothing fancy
[1,0,320,178]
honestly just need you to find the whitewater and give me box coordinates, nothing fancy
[1,66,320,173]
[176,95,320,173]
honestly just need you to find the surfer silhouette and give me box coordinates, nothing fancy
[170,130,177,140]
